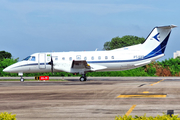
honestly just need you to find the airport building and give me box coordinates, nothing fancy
[173,51,180,58]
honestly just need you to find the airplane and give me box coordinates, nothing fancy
[3,25,176,82]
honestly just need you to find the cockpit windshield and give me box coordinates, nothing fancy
[23,56,36,61]
[23,56,31,61]
[30,56,36,61]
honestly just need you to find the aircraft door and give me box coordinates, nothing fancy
[38,53,46,69]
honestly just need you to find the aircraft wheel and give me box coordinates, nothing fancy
[20,78,24,82]
[79,77,86,82]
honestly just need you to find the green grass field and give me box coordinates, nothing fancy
[0,79,67,81]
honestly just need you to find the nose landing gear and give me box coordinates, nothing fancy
[20,76,24,82]
[19,72,24,82]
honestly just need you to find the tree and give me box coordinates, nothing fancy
[0,58,18,76]
[103,35,145,50]
[0,51,12,60]
[103,42,111,50]
[0,51,19,76]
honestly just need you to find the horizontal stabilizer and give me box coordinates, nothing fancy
[157,25,177,29]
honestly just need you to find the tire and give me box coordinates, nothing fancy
[80,77,87,82]
[20,78,24,82]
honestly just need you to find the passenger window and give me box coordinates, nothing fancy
[30,56,36,61]
[62,57,65,60]
[111,56,114,59]
[69,57,72,61]
[91,56,94,60]
[98,56,101,60]
[105,56,108,59]
[55,57,58,61]
[84,57,87,60]
[76,55,81,60]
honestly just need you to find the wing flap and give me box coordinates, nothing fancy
[54,60,106,72]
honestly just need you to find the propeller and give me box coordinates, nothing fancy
[48,56,54,74]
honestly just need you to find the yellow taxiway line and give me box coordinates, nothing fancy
[117,94,166,98]
[117,79,166,98]
[125,105,136,116]
[150,79,164,86]
[139,91,150,93]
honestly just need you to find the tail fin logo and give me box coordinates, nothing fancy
[152,33,160,42]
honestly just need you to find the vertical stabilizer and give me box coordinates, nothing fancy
[142,25,176,58]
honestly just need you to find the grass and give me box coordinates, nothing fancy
[0,79,67,81]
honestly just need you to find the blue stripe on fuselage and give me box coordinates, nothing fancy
[12,54,162,69]
[12,63,49,69]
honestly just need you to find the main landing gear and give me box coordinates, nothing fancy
[79,74,87,82]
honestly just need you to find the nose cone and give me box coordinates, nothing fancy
[3,62,20,73]
[3,67,11,73]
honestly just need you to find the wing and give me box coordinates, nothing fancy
[71,60,107,71]
[53,60,107,73]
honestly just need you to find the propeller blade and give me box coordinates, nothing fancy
[48,56,54,74]
[51,56,53,74]
[52,61,53,74]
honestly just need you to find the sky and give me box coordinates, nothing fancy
[0,0,179,61]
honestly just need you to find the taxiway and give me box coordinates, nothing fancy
[0,77,179,120]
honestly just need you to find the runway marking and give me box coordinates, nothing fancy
[125,105,136,116]
[117,94,166,98]
[150,79,164,86]
[117,79,166,98]
[140,91,149,93]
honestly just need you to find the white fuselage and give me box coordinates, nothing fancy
[4,46,163,74]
